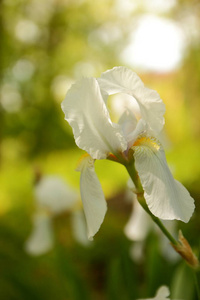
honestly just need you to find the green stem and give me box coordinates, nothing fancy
[138,194,178,246]
[125,160,143,194]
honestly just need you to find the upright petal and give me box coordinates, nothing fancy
[118,109,137,140]
[127,118,147,146]
[133,136,195,223]
[98,66,143,95]
[119,112,147,150]
[61,78,127,159]
[98,66,165,133]
[76,154,107,240]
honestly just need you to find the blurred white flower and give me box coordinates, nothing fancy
[71,210,89,246]
[137,285,171,300]
[25,212,53,256]
[25,175,88,255]
[137,285,182,300]
[125,196,152,242]
[34,176,78,214]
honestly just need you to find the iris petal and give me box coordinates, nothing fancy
[98,66,165,133]
[62,77,127,159]
[133,137,195,223]
[76,154,107,240]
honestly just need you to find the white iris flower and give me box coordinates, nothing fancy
[61,66,195,240]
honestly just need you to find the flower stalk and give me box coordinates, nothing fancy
[125,163,199,266]
[125,156,200,298]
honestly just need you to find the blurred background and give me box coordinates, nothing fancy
[0,0,200,299]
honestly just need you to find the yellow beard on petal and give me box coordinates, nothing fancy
[133,136,160,152]
[76,153,94,171]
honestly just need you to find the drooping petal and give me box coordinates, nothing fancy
[61,77,127,159]
[34,176,78,215]
[25,213,53,256]
[98,66,165,133]
[76,154,107,240]
[133,137,195,223]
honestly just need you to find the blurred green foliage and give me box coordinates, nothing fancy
[0,0,200,299]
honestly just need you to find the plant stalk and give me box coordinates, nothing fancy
[125,162,180,246]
